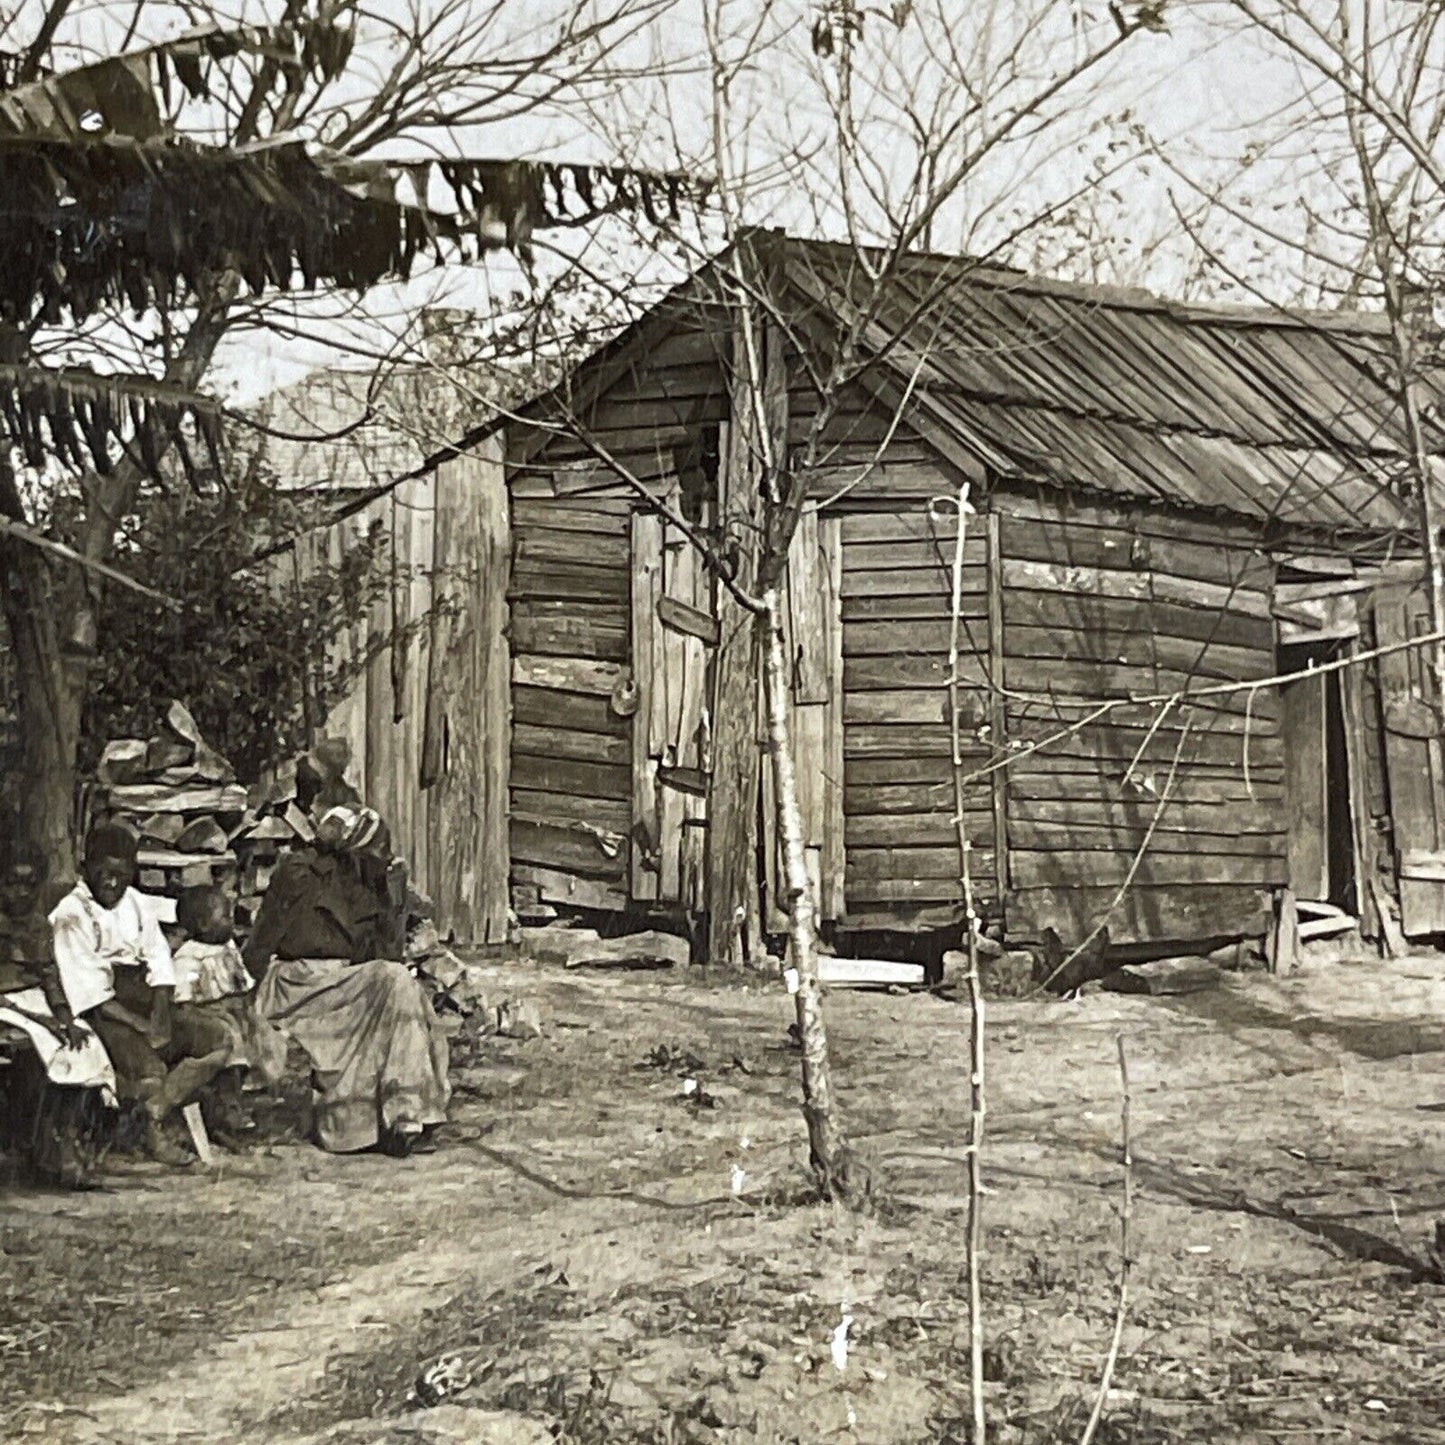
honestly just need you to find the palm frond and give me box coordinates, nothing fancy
[0,363,222,481]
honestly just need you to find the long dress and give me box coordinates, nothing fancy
[244,850,450,1153]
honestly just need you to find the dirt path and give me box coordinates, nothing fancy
[5,957,1445,1443]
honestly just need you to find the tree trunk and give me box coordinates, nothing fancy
[0,530,87,887]
[761,585,863,1200]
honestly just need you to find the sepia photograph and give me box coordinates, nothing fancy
[2,1,1444,1440]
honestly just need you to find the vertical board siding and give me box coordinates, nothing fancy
[996,491,1286,944]
[838,504,996,918]
[283,455,510,943]
[761,511,846,924]
[425,441,512,944]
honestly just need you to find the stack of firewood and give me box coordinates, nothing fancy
[233,757,316,927]
[91,702,314,927]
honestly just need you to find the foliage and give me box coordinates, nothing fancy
[80,464,390,782]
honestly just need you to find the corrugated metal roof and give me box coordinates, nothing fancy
[784,241,1437,531]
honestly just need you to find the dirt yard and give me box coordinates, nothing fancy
[4,952,1445,1444]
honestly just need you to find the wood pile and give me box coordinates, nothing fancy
[90,701,313,927]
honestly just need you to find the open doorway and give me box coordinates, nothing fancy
[1278,640,1356,912]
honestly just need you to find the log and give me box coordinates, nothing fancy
[97,739,148,786]
[105,783,250,814]
[1101,958,1223,995]
[174,818,229,854]
[784,957,926,989]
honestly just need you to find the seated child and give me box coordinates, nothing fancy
[172,885,287,1137]
[51,821,230,1167]
[0,836,117,1186]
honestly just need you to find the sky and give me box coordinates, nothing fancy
[25,0,1400,404]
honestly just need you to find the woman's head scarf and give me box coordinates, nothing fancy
[315,805,388,858]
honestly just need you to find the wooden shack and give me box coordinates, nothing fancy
[486,236,1445,955]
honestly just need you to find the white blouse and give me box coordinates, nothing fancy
[48,882,177,1017]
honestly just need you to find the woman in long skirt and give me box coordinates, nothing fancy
[243,807,449,1155]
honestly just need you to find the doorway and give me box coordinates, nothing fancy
[1278,640,1356,912]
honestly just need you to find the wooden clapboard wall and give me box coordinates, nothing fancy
[290,439,511,944]
[507,491,632,911]
[994,487,1285,944]
[506,316,729,912]
[838,501,996,929]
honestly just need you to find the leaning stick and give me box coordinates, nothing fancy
[1080,1037,1134,1445]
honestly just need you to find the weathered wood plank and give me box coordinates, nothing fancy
[510,608,628,662]
[844,753,990,786]
[512,653,622,697]
[658,593,720,647]
[1002,517,1273,591]
[840,511,972,545]
[510,817,628,879]
[1009,796,1286,832]
[510,751,629,800]
[841,537,988,572]
[1280,665,1328,900]
[1005,588,1275,651]
[846,812,994,848]
[514,527,630,568]
[1001,557,1274,619]
[995,485,1268,552]
[844,619,991,657]
[844,689,989,725]
[509,558,631,604]
[668,521,711,908]
[512,863,628,913]
[1003,728,1284,772]
[1007,689,1281,729]
[846,877,983,904]
[1007,657,1280,711]
[1011,822,1284,855]
[998,768,1284,800]
[844,724,961,758]
[822,516,846,921]
[631,511,663,902]
[512,685,627,738]
[511,497,631,534]
[1005,624,1269,682]
[512,722,629,766]
[987,509,1010,901]
[842,565,987,599]
[588,392,727,432]
[837,901,967,931]
[847,846,996,881]
[1009,848,1287,889]
[788,509,830,705]
[846,780,980,814]
[845,654,991,691]
[707,413,764,965]
[1005,882,1271,945]
[510,788,630,834]
[842,594,991,623]
[1339,644,1379,938]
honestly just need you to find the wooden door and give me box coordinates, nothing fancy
[761,510,845,925]
[1373,574,1445,935]
[631,506,716,908]
[1279,654,1329,902]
